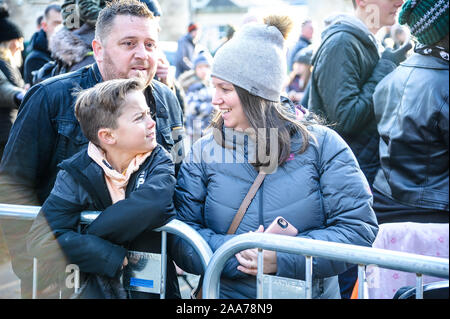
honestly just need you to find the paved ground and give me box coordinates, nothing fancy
[0,259,199,299]
[0,261,20,299]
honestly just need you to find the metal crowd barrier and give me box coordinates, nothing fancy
[202,232,449,299]
[0,204,212,299]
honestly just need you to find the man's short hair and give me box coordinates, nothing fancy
[95,0,154,44]
[44,4,61,19]
[352,0,357,9]
[301,19,312,28]
[74,78,145,145]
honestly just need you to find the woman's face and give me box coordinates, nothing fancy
[212,77,250,131]
[8,37,24,55]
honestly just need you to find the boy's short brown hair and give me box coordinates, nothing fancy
[74,78,146,146]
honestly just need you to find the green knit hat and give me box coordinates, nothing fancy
[399,0,449,45]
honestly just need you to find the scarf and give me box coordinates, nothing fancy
[415,43,449,62]
[87,142,152,203]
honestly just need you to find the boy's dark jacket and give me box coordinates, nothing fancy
[26,145,180,299]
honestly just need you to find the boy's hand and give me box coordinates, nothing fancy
[122,256,128,269]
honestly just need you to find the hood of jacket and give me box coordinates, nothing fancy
[48,26,93,66]
[28,29,50,55]
[313,14,379,65]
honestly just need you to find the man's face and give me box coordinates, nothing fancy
[361,0,404,28]
[42,9,62,39]
[302,22,314,40]
[94,15,159,87]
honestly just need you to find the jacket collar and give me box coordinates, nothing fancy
[91,63,103,83]
[401,52,450,70]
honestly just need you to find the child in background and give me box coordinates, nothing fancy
[284,46,313,104]
[183,52,216,144]
[26,78,180,299]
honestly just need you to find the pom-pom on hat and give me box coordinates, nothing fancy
[0,7,23,43]
[212,15,293,102]
[399,0,449,45]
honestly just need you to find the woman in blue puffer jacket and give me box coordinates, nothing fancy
[171,15,378,299]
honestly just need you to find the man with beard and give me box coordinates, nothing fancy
[0,0,184,298]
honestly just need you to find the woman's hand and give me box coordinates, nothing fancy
[235,225,277,275]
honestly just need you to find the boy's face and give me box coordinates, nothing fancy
[112,90,157,155]
[195,63,211,81]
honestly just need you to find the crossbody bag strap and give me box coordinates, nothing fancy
[227,171,266,235]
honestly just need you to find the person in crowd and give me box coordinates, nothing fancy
[382,24,409,49]
[213,24,235,56]
[171,15,378,299]
[175,22,199,78]
[367,1,448,298]
[26,78,180,299]
[372,0,449,225]
[36,15,44,30]
[287,19,313,72]
[391,24,409,49]
[284,46,313,105]
[307,0,410,300]
[308,0,410,188]
[0,0,184,298]
[23,4,62,85]
[32,20,96,85]
[140,0,187,116]
[61,0,106,30]
[0,7,26,159]
[183,51,216,144]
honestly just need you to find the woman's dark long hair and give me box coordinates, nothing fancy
[210,85,313,172]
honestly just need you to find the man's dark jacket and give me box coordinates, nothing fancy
[23,29,52,85]
[26,145,180,298]
[308,21,397,186]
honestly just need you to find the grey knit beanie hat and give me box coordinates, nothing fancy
[212,16,292,102]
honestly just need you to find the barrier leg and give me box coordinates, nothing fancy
[416,274,423,299]
[257,248,263,299]
[32,258,38,299]
[305,256,313,299]
[160,231,167,299]
[358,264,367,299]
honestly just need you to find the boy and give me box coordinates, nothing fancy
[26,78,180,299]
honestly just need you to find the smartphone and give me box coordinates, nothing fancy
[265,216,298,236]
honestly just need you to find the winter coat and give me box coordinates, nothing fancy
[171,122,378,299]
[308,17,397,186]
[23,29,52,85]
[372,53,449,215]
[33,25,95,85]
[288,35,311,71]
[0,58,24,146]
[184,80,215,142]
[26,145,180,298]
[175,33,195,78]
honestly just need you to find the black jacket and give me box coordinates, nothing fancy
[27,145,180,298]
[308,20,397,186]
[23,29,52,85]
